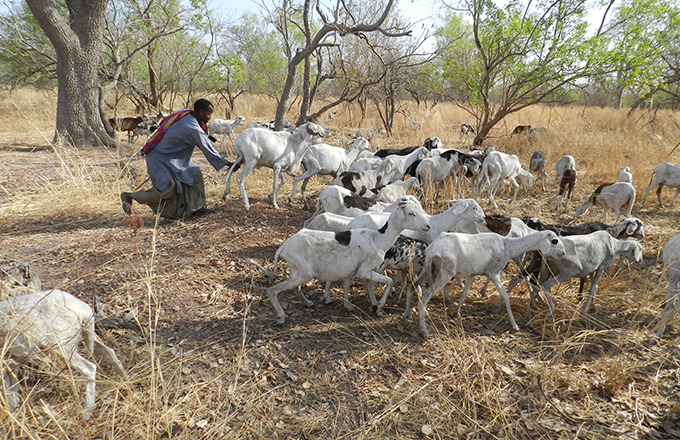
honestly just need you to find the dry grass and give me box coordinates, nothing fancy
[1,89,680,438]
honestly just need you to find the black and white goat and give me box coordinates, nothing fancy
[249,198,430,324]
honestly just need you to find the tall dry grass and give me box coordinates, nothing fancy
[1,88,680,439]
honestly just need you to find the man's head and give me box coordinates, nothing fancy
[193,98,214,124]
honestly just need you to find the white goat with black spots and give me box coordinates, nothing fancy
[249,198,430,324]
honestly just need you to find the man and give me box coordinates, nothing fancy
[121,99,232,219]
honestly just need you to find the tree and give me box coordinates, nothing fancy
[25,0,114,147]
[440,0,610,145]
[267,0,411,130]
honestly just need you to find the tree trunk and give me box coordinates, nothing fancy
[26,0,114,148]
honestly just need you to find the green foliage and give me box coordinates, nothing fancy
[230,12,287,99]
[437,0,611,142]
[0,1,58,88]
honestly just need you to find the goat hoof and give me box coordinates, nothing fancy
[419,329,429,338]
[276,317,286,325]
[304,300,314,307]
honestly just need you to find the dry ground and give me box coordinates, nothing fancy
[1,90,680,439]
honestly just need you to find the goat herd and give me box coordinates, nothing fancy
[1,119,680,420]
[220,121,680,343]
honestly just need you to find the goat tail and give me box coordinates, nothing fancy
[647,168,656,187]
[247,258,277,278]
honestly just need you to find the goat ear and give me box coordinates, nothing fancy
[450,201,466,215]
[539,235,551,255]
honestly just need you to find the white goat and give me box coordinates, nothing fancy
[528,126,547,142]
[250,199,431,324]
[355,127,383,140]
[529,151,549,191]
[618,166,633,183]
[290,137,371,209]
[305,212,353,232]
[0,289,128,419]
[474,151,533,209]
[641,161,680,208]
[412,231,566,337]
[575,182,636,223]
[366,199,487,315]
[223,122,329,209]
[207,116,246,148]
[655,233,680,339]
[526,231,642,320]
[402,121,423,131]
[415,149,461,201]
[548,155,576,194]
[374,177,420,203]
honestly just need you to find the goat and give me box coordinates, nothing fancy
[529,151,549,191]
[526,231,642,320]
[412,231,565,336]
[528,126,547,141]
[524,216,644,240]
[374,137,441,158]
[109,116,144,143]
[556,168,577,210]
[402,121,423,131]
[500,217,645,310]
[460,124,476,138]
[511,125,532,135]
[308,186,417,219]
[618,166,633,183]
[548,155,576,194]
[474,151,533,209]
[207,116,246,148]
[335,157,403,195]
[415,149,461,201]
[130,123,158,143]
[249,199,430,324]
[374,177,420,204]
[654,233,680,339]
[0,289,128,419]
[575,182,635,223]
[641,161,680,208]
[290,137,371,209]
[355,127,383,141]
[370,199,487,315]
[305,212,354,232]
[223,122,329,209]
